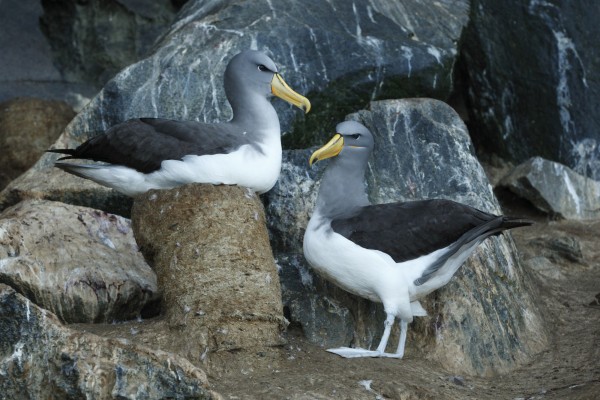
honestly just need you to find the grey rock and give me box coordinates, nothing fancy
[523,256,564,280]
[0,97,75,191]
[0,167,133,217]
[0,200,157,323]
[461,0,600,180]
[499,157,600,220]
[266,99,547,375]
[0,0,468,214]
[0,283,219,399]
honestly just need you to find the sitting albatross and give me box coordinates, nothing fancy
[48,50,311,196]
[303,120,532,358]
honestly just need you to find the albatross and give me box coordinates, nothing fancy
[48,50,311,196]
[303,120,532,358]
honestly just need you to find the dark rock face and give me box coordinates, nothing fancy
[40,0,182,87]
[0,0,97,107]
[461,0,600,179]
[0,284,218,399]
[266,99,547,375]
[132,184,286,365]
[0,0,469,215]
[0,97,75,191]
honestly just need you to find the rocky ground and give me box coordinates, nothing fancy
[71,194,599,400]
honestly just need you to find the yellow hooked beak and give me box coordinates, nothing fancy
[271,74,311,114]
[309,134,344,166]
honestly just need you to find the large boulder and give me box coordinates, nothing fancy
[460,0,600,180]
[0,97,75,191]
[0,0,468,215]
[265,98,548,376]
[0,199,158,323]
[0,284,219,399]
[131,184,286,368]
[499,157,600,220]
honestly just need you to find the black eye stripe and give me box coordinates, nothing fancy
[349,134,361,140]
[258,64,269,72]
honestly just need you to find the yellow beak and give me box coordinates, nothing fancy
[309,134,344,166]
[271,74,311,114]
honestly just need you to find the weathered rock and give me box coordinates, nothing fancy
[460,0,600,180]
[0,199,157,323]
[499,157,600,220]
[0,167,133,217]
[40,0,183,87]
[266,99,548,376]
[0,0,97,108]
[1,0,468,214]
[131,184,286,366]
[0,283,220,399]
[0,97,75,190]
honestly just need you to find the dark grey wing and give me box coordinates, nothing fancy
[331,199,497,262]
[331,199,532,285]
[52,118,247,173]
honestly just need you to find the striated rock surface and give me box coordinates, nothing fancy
[460,0,600,179]
[266,99,548,376]
[0,0,468,214]
[0,284,219,399]
[0,200,157,323]
[0,97,75,191]
[499,157,600,220]
[131,184,286,366]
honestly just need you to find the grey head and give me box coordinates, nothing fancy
[309,120,374,167]
[309,120,375,218]
[224,50,311,116]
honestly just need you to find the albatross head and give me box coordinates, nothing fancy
[309,121,374,166]
[225,50,311,113]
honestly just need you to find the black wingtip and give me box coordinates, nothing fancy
[502,217,535,229]
[47,149,78,161]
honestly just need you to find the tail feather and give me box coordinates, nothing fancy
[414,215,533,286]
[54,162,105,180]
[500,217,534,230]
[47,148,77,161]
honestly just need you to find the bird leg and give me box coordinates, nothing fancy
[375,313,395,353]
[327,314,402,358]
[394,319,408,358]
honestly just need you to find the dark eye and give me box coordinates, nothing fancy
[258,64,269,72]
[349,134,361,140]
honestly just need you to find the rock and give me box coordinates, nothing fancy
[0,199,157,323]
[589,293,600,307]
[0,97,75,190]
[523,256,564,280]
[131,184,286,366]
[0,0,97,108]
[266,99,547,376]
[40,0,183,87]
[460,0,600,180]
[0,167,133,217]
[1,0,468,214]
[499,157,600,220]
[0,283,220,399]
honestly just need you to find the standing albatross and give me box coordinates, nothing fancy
[303,120,532,358]
[48,50,310,196]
